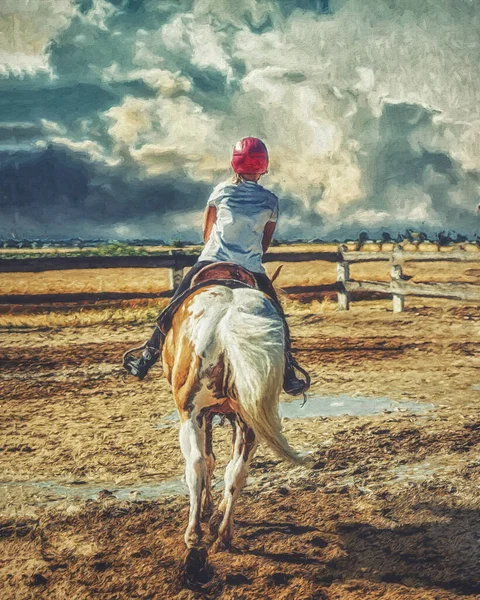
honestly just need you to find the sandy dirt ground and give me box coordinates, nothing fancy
[1,292,479,599]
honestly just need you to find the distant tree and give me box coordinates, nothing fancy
[171,239,185,248]
[404,229,414,243]
[355,231,369,250]
[404,230,427,247]
[381,232,392,243]
[437,231,453,247]
[454,233,468,244]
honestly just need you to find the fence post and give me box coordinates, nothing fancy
[169,250,184,293]
[337,244,350,310]
[391,245,405,313]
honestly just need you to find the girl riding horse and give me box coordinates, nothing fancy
[124,137,309,396]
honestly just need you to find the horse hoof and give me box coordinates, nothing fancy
[211,536,232,554]
[185,525,202,548]
[181,547,212,587]
[208,510,224,536]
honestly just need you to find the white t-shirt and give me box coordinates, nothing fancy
[198,180,278,273]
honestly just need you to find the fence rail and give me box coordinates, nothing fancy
[0,247,479,312]
[0,250,343,273]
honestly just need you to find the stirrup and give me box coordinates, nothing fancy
[122,341,148,366]
[292,359,311,391]
[284,354,311,397]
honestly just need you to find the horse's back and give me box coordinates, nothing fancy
[179,284,282,354]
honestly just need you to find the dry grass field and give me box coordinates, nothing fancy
[0,249,479,599]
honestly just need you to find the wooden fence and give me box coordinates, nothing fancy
[335,245,480,312]
[0,247,479,312]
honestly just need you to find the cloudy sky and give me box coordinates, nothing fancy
[1,0,479,241]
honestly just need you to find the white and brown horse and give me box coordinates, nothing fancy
[162,281,303,571]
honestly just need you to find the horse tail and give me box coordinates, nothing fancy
[218,289,304,465]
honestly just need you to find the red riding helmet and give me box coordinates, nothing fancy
[231,137,269,174]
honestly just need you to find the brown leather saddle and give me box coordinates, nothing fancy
[191,262,257,288]
[155,262,260,336]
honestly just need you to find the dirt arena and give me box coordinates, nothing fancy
[0,261,479,598]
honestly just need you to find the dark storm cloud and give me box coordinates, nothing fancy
[0,145,209,239]
[1,0,479,240]
[329,101,479,238]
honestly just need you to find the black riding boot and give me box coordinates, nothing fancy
[123,327,163,380]
[123,346,160,380]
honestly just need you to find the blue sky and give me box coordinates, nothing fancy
[0,0,479,240]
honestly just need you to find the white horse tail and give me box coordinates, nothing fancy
[218,288,304,465]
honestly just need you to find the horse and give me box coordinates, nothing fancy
[162,280,304,575]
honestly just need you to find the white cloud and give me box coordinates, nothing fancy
[385,184,442,227]
[50,137,118,166]
[40,118,67,136]
[0,52,53,78]
[104,64,192,97]
[105,97,153,148]
[81,0,116,31]
[106,94,227,179]
[0,0,74,77]
[161,14,233,79]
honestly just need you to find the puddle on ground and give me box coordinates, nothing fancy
[0,478,189,504]
[153,413,223,430]
[155,395,432,429]
[279,395,433,419]
[390,459,458,483]
[153,412,181,430]
[0,477,227,508]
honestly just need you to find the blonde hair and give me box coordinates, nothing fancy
[233,173,263,184]
[233,173,247,184]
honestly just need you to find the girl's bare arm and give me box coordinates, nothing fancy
[262,221,276,253]
[203,205,217,243]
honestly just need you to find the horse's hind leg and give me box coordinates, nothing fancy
[201,414,215,521]
[211,415,256,550]
[179,411,207,548]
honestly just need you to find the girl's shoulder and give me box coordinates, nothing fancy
[212,180,229,193]
[254,182,278,201]
[207,180,230,206]
[248,182,278,210]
